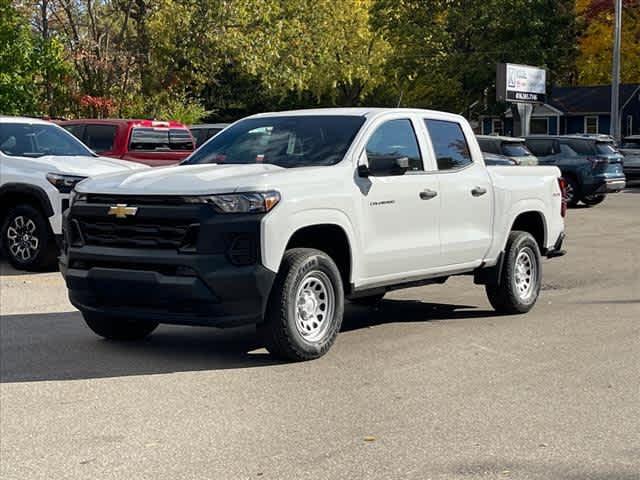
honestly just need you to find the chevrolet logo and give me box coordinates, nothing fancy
[107,204,138,218]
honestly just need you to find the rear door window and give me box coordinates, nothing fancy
[85,124,117,152]
[62,124,85,141]
[130,128,193,151]
[477,138,499,155]
[424,119,473,170]
[525,139,555,157]
[502,142,532,157]
[562,139,595,155]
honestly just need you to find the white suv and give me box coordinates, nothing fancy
[0,117,147,271]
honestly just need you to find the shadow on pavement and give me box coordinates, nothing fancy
[0,299,496,383]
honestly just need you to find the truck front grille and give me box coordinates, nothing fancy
[76,219,195,249]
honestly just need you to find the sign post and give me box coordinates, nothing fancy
[496,63,547,137]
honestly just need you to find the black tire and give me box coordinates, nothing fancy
[349,293,385,306]
[1,204,58,272]
[485,231,542,314]
[563,176,580,207]
[258,248,344,361]
[582,194,606,206]
[83,311,159,340]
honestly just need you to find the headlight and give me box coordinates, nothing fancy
[46,173,87,194]
[185,191,280,213]
[69,189,87,207]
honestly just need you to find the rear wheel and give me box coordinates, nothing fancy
[83,312,159,340]
[1,204,58,272]
[259,248,344,361]
[582,194,606,206]
[485,231,541,314]
[563,177,580,207]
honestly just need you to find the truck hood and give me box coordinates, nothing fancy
[75,163,294,195]
[43,155,148,176]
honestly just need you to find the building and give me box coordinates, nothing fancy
[480,83,640,137]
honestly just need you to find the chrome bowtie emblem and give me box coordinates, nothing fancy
[108,204,138,218]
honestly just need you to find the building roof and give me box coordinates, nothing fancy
[549,84,640,114]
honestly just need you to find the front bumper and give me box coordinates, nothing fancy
[60,198,276,327]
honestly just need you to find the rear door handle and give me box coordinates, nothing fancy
[471,186,487,197]
[420,189,438,200]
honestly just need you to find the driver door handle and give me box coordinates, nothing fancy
[420,189,438,200]
[471,186,487,197]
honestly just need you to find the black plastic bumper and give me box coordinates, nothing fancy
[60,248,276,327]
[60,198,276,327]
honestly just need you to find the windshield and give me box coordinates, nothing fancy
[0,123,95,158]
[621,141,640,149]
[502,142,533,157]
[596,142,619,155]
[183,115,366,167]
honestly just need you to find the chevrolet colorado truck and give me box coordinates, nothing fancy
[60,108,566,361]
[0,117,147,271]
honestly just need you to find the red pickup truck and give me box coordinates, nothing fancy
[59,119,195,167]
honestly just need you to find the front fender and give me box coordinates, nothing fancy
[261,208,359,281]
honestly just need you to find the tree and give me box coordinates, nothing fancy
[576,0,640,84]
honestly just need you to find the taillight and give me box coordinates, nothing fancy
[558,177,567,218]
[587,156,608,169]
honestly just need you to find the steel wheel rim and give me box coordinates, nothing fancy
[514,248,536,301]
[6,215,39,262]
[295,271,335,343]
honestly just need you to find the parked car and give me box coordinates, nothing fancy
[476,135,538,165]
[525,135,626,206]
[60,108,566,361]
[190,123,230,148]
[0,116,148,271]
[483,152,517,166]
[619,135,640,181]
[59,119,195,167]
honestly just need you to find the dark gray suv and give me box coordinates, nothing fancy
[525,135,626,207]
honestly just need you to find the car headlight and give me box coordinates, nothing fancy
[46,173,87,194]
[185,191,280,213]
[69,189,87,207]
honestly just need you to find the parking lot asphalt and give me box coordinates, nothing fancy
[1,189,639,480]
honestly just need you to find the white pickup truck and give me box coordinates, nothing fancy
[60,108,566,360]
[0,117,147,271]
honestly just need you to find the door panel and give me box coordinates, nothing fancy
[357,117,441,281]
[358,173,441,280]
[424,119,492,266]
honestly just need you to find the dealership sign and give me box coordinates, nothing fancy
[497,63,547,103]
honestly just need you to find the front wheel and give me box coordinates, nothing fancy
[258,248,344,361]
[582,194,606,206]
[1,204,58,271]
[485,231,542,314]
[83,312,159,340]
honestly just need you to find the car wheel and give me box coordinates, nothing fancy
[259,248,344,361]
[1,204,58,272]
[563,177,580,207]
[83,311,159,340]
[485,231,542,314]
[582,194,606,206]
[349,293,385,306]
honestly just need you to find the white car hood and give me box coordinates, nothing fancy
[44,155,148,176]
[75,163,290,195]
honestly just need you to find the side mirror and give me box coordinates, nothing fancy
[367,156,410,176]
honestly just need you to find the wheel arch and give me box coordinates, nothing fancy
[0,183,54,223]
[262,209,358,290]
[508,210,547,253]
